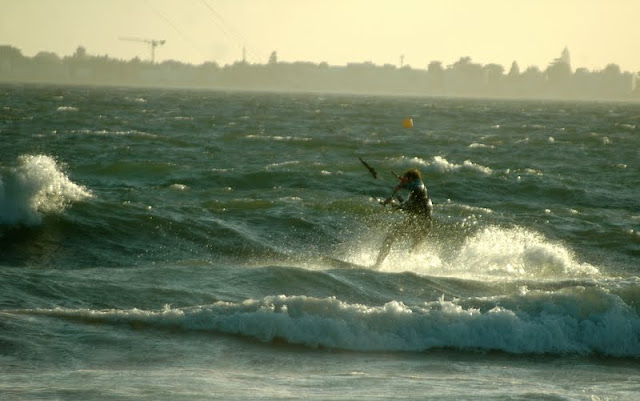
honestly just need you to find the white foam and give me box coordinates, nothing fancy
[0,155,92,225]
[125,97,147,103]
[24,289,640,357]
[169,183,189,191]
[56,106,78,112]
[468,143,495,149]
[449,226,599,279]
[245,135,311,142]
[349,224,599,280]
[391,155,492,175]
[432,156,492,175]
[265,160,300,170]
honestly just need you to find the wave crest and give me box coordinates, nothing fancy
[392,155,492,175]
[0,155,92,225]
[19,287,640,357]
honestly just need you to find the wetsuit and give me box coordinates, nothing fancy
[399,179,433,217]
[374,179,432,267]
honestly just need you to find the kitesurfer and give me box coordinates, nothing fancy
[373,168,433,268]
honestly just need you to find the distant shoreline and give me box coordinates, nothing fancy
[2,45,638,102]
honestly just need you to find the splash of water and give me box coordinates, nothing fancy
[0,155,92,225]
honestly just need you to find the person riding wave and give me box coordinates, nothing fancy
[373,168,433,268]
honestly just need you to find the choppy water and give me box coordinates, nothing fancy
[1,84,639,400]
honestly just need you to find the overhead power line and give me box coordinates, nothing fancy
[142,0,207,62]
[198,0,265,63]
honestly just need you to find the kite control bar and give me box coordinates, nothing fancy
[359,157,404,208]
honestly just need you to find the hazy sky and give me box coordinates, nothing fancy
[2,0,639,72]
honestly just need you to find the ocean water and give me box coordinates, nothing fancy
[1,83,639,400]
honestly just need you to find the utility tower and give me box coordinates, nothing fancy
[120,37,166,63]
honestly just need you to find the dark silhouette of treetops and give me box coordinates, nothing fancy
[0,45,637,100]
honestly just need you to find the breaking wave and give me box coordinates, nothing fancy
[18,284,640,357]
[0,154,92,225]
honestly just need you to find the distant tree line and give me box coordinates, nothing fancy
[1,45,638,101]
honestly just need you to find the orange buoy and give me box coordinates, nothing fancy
[402,118,414,128]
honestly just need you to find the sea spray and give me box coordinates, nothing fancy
[0,155,92,225]
[451,226,600,278]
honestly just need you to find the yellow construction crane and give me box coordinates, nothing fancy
[120,37,166,63]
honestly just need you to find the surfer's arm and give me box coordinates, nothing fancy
[383,176,410,204]
[383,183,402,205]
